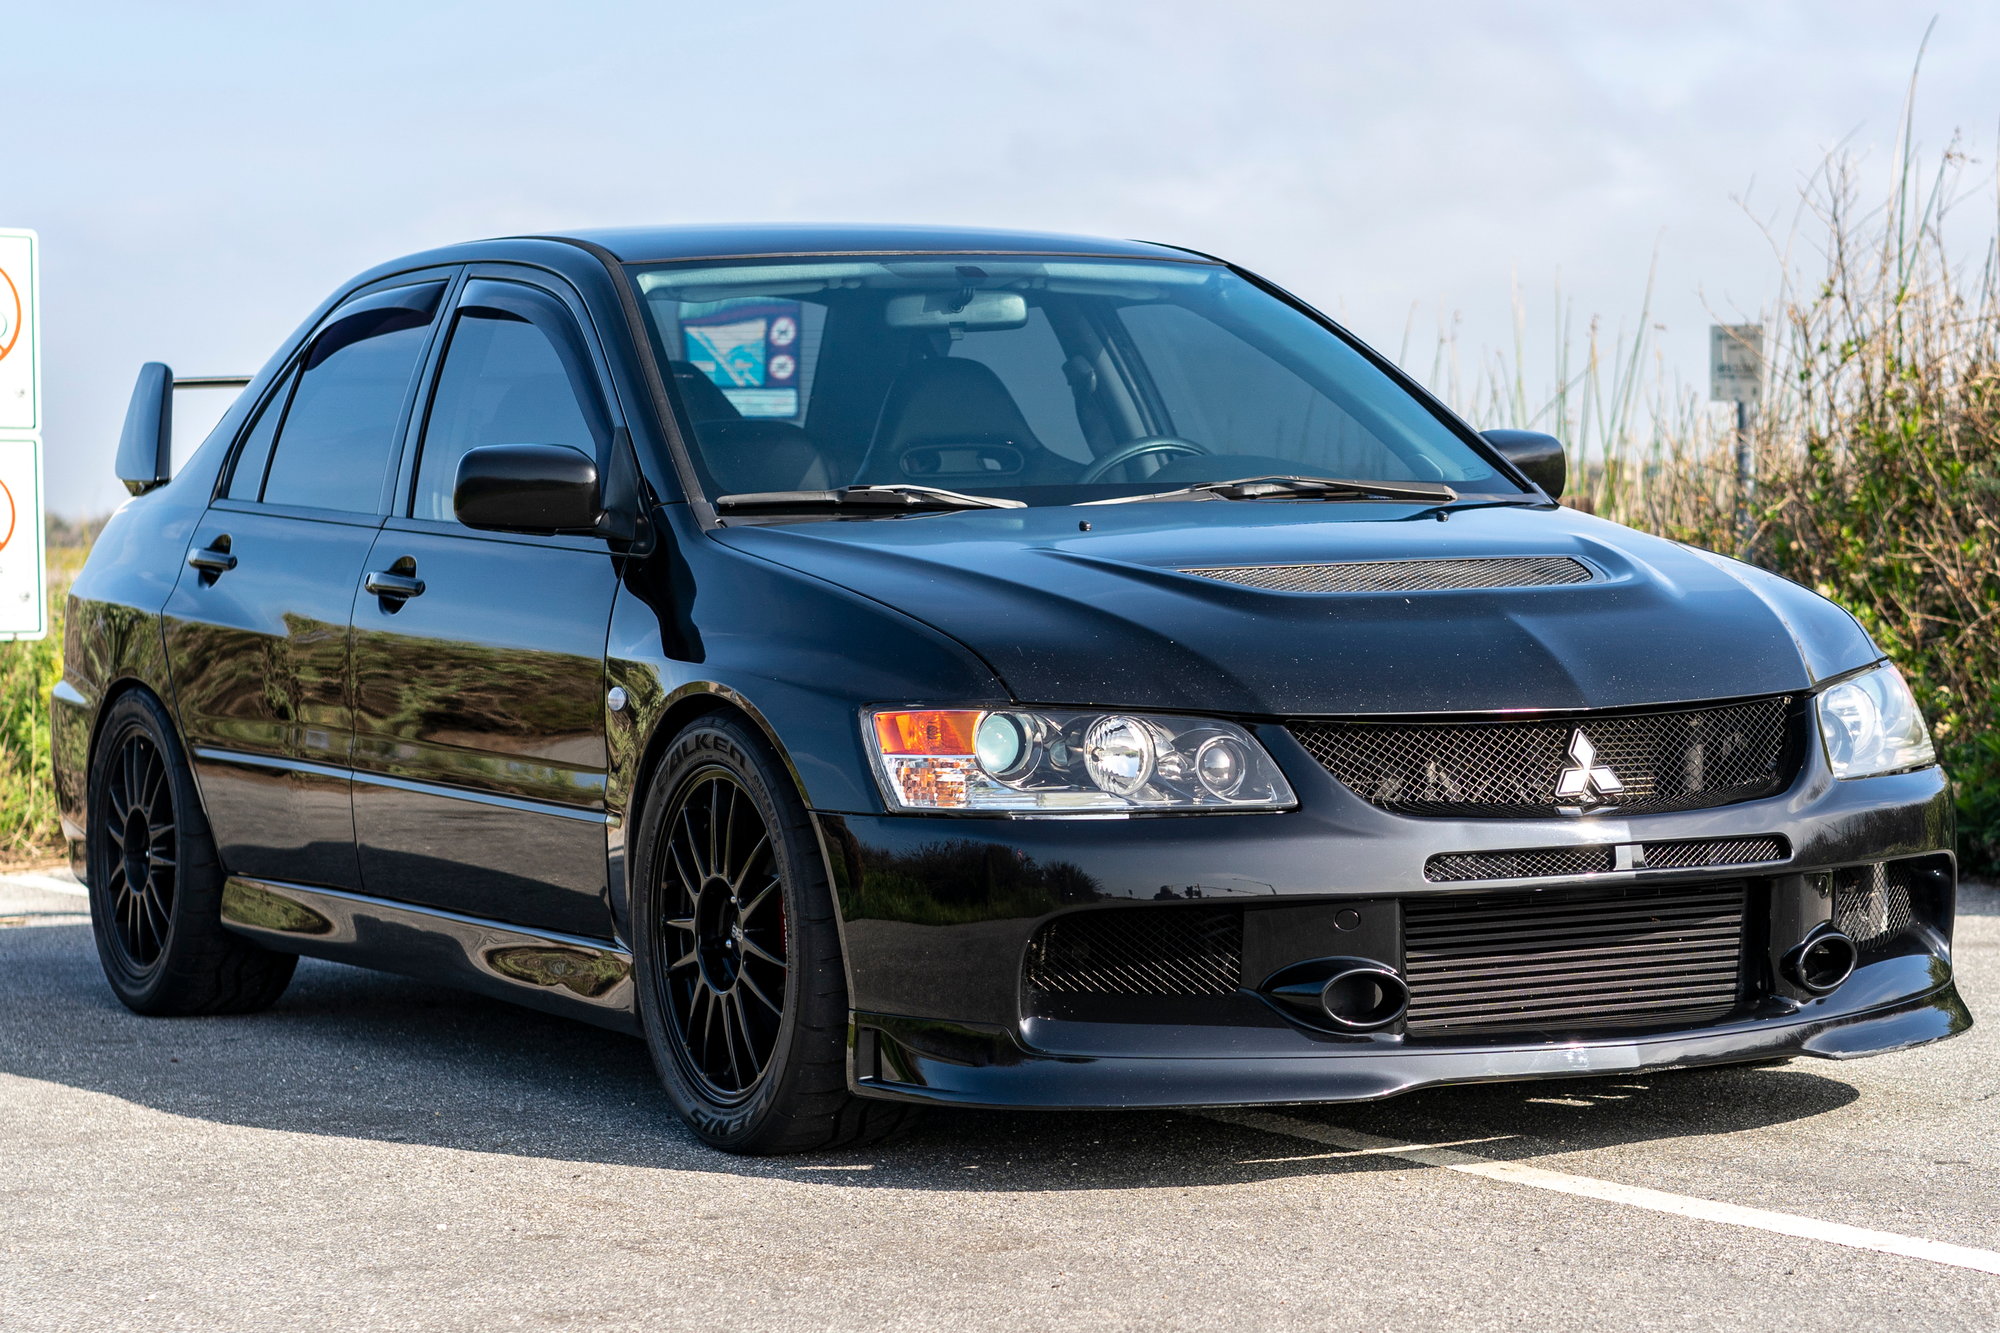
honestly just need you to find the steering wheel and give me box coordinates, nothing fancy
[1079,436,1210,484]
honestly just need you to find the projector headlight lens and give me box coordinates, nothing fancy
[1816,662,1936,779]
[867,708,1294,813]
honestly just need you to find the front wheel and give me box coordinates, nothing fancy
[631,714,913,1154]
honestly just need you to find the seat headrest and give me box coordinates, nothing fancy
[875,358,1043,457]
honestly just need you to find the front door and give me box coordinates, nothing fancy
[165,278,448,889]
[348,273,622,939]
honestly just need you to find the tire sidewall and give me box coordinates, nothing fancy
[631,716,829,1149]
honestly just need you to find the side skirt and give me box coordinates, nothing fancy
[219,876,638,1034]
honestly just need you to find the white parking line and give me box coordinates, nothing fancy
[1199,1107,2000,1277]
[1,872,86,898]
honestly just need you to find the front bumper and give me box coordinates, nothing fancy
[817,734,1969,1109]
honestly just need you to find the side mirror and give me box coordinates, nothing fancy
[116,362,174,496]
[454,444,604,535]
[1480,429,1566,499]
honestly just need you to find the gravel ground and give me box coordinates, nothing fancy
[0,873,1994,1332]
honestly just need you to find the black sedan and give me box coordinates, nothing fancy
[52,224,1968,1153]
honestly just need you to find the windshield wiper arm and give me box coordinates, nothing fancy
[1080,475,1459,506]
[715,484,1026,514]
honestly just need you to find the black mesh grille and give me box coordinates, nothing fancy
[1183,556,1594,594]
[1404,882,1748,1036]
[1643,835,1789,871]
[1833,862,1917,948]
[1425,835,1789,883]
[1025,907,1243,997]
[1427,846,1615,882]
[1291,696,1795,818]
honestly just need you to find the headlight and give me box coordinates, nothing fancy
[1815,663,1936,779]
[867,708,1296,813]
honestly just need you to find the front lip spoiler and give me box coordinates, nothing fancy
[847,981,1972,1110]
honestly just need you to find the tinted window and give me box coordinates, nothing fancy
[412,308,600,523]
[1119,303,1410,479]
[225,365,295,501]
[633,257,1512,504]
[261,306,433,513]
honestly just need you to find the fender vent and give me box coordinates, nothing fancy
[1025,906,1243,997]
[1182,556,1593,594]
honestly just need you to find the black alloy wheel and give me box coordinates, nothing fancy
[85,690,296,1016]
[656,768,790,1099]
[632,713,915,1154]
[98,729,177,970]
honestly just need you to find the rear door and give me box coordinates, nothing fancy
[348,270,624,939]
[165,277,450,889]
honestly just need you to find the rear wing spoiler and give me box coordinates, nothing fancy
[116,365,252,496]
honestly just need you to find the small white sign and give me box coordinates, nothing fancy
[0,437,45,639]
[0,230,38,432]
[1710,323,1764,405]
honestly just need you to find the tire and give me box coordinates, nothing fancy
[85,690,297,1016]
[631,713,915,1154]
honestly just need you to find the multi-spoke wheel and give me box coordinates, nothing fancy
[632,713,916,1154]
[656,769,789,1100]
[99,730,177,970]
[86,690,296,1015]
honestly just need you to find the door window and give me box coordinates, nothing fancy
[259,286,443,513]
[224,364,295,501]
[412,287,606,523]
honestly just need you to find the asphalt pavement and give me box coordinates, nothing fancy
[2,869,1996,1332]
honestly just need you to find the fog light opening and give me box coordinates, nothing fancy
[1783,925,1858,996]
[1318,965,1410,1030]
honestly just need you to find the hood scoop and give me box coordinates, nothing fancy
[1180,555,1595,594]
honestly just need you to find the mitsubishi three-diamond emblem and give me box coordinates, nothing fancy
[1554,729,1624,803]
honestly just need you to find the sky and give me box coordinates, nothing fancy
[8,0,2000,516]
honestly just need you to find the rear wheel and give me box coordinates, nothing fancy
[631,714,914,1154]
[86,691,296,1015]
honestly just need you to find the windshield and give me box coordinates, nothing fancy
[630,255,1520,509]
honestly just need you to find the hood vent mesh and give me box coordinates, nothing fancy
[1184,552,1592,588]
[1182,556,1594,594]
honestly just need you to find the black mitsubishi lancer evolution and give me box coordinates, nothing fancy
[53,223,1968,1153]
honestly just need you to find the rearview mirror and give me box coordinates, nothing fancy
[116,362,174,496]
[454,444,603,535]
[1480,429,1566,499]
[884,290,1028,330]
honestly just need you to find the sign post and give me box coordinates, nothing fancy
[0,228,43,640]
[1710,323,1764,559]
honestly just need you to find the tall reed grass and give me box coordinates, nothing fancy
[1418,70,2000,875]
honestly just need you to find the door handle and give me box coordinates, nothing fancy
[363,569,426,600]
[187,541,236,574]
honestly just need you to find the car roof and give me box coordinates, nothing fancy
[525,223,1210,265]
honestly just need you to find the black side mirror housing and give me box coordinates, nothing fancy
[454,443,604,535]
[1480,429,1566,499]
[117,362,174,496]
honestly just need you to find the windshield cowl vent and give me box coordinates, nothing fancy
[1181,556,1594,594]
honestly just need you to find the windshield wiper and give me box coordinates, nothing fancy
[1079,475,1459,506]
[715,484,1026,514]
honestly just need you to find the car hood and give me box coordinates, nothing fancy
[712,501,1879,716]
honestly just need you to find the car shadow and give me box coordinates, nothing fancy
[0,924,1865,1192]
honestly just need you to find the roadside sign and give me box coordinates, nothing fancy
[0,228,44,639]
[1710,323,1764,405]
[0,437,44,638]
[0,230,38,432]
